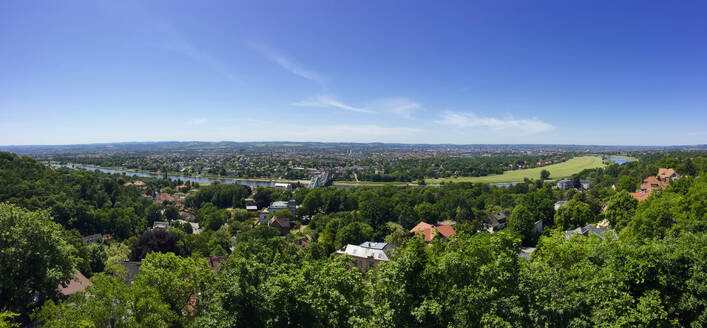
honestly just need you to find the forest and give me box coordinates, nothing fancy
[0,150,705,327]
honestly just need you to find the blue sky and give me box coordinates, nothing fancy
[1,0,705,146]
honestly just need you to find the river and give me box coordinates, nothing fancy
[50,164,289,188]
[609,157,632,165]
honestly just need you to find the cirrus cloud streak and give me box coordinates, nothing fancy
[436,111,555,135]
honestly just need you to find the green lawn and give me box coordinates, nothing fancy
[426,156,606,184]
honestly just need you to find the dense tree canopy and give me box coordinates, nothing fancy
[2,150,706,327]
[0,203,76,318]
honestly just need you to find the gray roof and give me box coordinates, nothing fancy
[359,242,389,250]
[118,261,142,283]
[565,225,614,240]
[337,244,390,261]
[270,201,289,208]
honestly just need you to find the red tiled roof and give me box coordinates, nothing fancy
[58,271,92,296]
[410,221,434,233]
[412,222,457,241]
[436,225,456,238]
[657,168,677,179]
[630,190,650,202]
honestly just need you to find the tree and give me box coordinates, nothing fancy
[36,273,176,328]
[572,175,582,189]
[540,169,550,180]
[231,208,251,222]
[384,222,410,247]
[253,190,272,210]
[135,252,214,320]
[554,199,593,230]
[164,205,179,221]
[358,191,393,228]
[617,175,639,192]
[274,209,292,219]
[604,191,638,231]
[129,229,182,261]
[0,311,19,328]
[0,203,76,318]
[507,204,535,245]
[88,243,107,273]
[335,222,374,249]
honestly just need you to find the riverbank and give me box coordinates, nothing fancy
[46,162,311,185]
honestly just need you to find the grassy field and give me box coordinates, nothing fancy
[426,156,606,184]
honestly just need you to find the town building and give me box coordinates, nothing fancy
[152,221,170,230]
[556,179,594,190]
[269,200,296,217]
[482,210,510,233]
[82,233,103,245]
[554,201,569,211]
[336,242,393,270]
[630,168,678,202]
[268,216,291,236]
[57,271,92,296]
[410,221,457,242]
[565,223,615,240]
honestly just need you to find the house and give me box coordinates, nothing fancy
[82,233,103,245]
[556,179,594,190]
[630,168,678,202]
[58,271,92,296]
[177,219,200,234]
[245,198,258,211]
[179,211,196,221]
[118,261,142,283]
[154,193,176,205]
[531,220,543,237]
[274,182,291,190]
[657,168,680,182]
[359,241,395,253]
[519,247,536,259]
[554,201,569,211]
[259,208,270,226]
[640,176,668,193]
[269,199,296,217]
[336,243,391,270]
[153,221,170,230]
[268,216,291,236]
[556,179,573,190]
[125,180,147,188]
[410,221,456,242]
[295,235,313,248]
[565,224,614,240]
[482,210,510,233]
[629,190,651,202]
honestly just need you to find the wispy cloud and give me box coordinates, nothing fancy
[371,98,422,119]
[250,43,325,84]
[188,118,208,125]
[292,95,374,113]
[436,111,555,134]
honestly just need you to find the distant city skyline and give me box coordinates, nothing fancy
[1,0,706,146]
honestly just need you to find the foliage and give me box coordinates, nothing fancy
[554,199,594,230]
[0,203,77,318]
[129,229,182,261]
[185,184,251,209]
